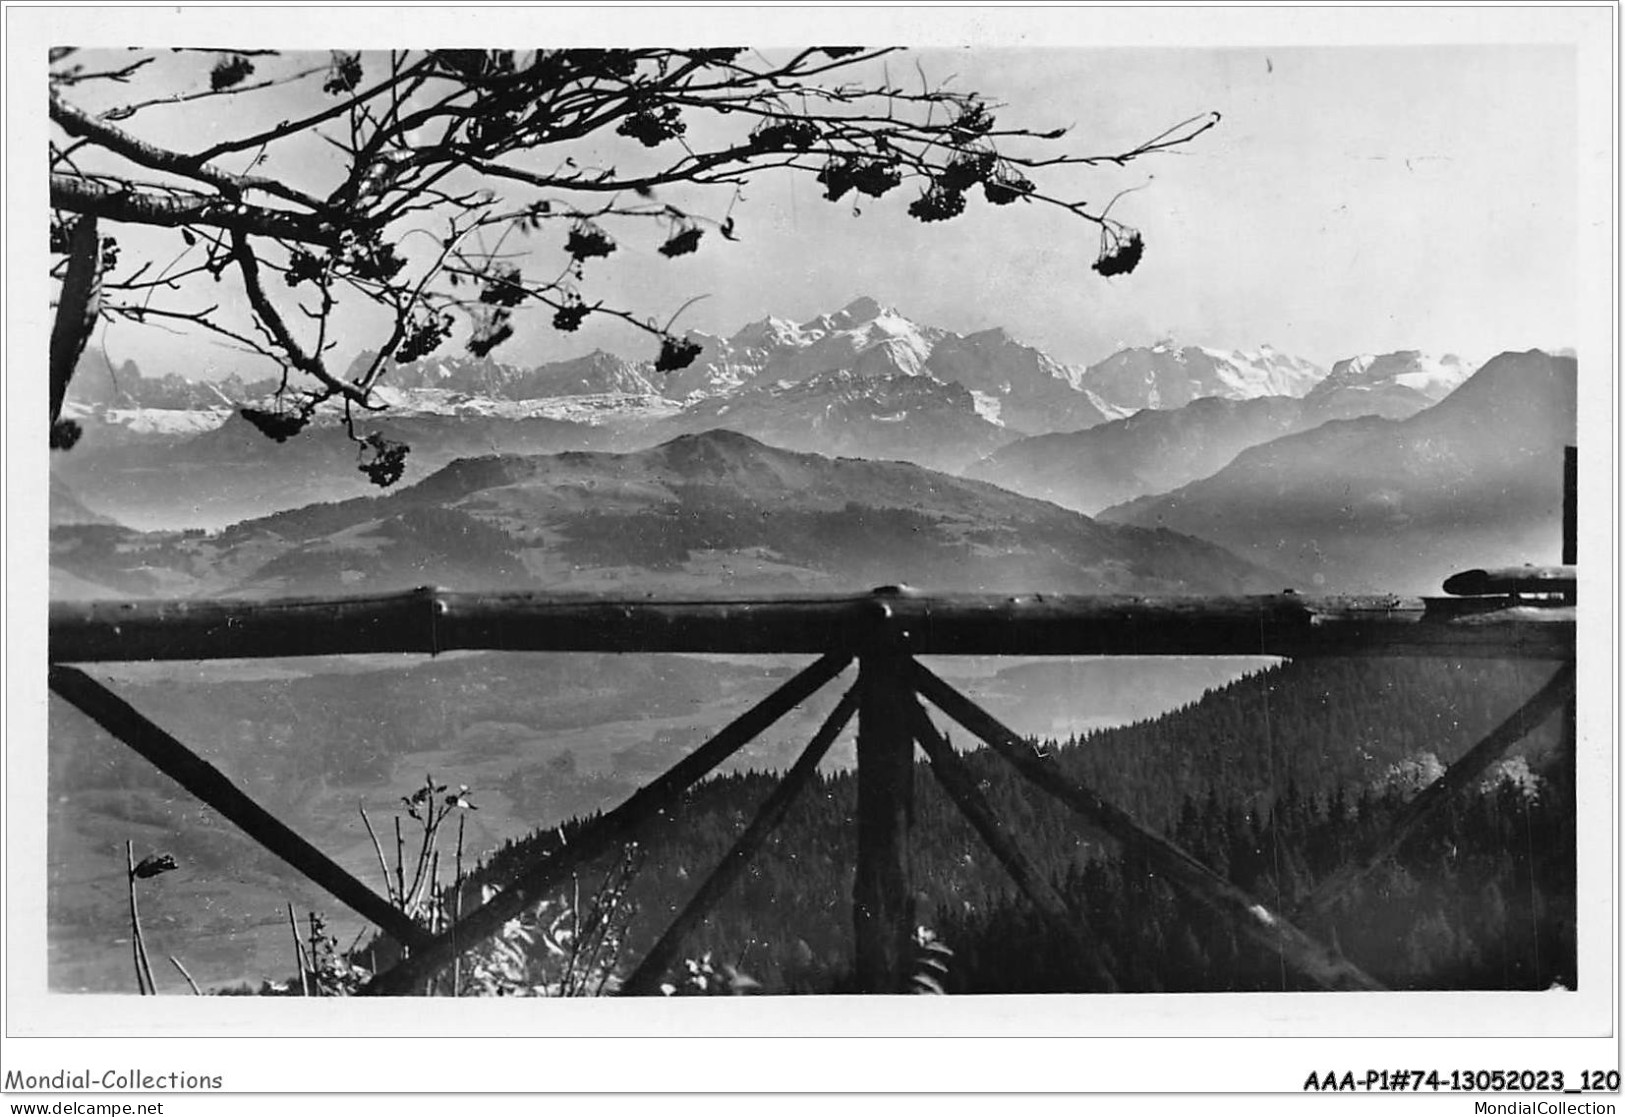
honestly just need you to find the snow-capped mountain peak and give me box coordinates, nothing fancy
[812,295,895,330]
[1079,343,1326,412]
[664,295,939,400]
[1309,350,1475,404]
[730,314,809,349]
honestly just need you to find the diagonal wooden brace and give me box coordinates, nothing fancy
[911,661,1385,992]
[620,686,859,996]
[363,650,853,995]
[908,696,1118,991]
[49,665,431,953]
[1293,661,1576,924]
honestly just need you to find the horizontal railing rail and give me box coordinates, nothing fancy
[49,586,1575,663]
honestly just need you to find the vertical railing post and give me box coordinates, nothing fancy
[853,648,916,993]
[1559,444,1577,814]
[1563,445,1577,568]
[1555,693,1577,828]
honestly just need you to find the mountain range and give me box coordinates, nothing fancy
[54,297,1341,528]
[645,369,1020,472]
[50,296,1572,596]
[61,302,1498,458]
[1305,349,1475,413]
[1100,350,1576,593]
[667,297,1125,433]
[51,407,626,532]
[360,346,661,398]
[964,356,1459,516]
[66,348,283,413]
[51,429,1282,601]
[351,296,1126,436]
[1079,340,1325,411]
[59,297,1335,456]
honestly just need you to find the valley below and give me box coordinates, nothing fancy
[47,650,1268,992]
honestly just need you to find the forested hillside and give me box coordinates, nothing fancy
[468,656,1571,994]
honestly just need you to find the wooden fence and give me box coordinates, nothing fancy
[48,571,1576,996]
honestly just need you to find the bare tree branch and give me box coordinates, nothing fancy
[47,46,1217,481]
[188,55,438,164]
[52,175,340,246]
[231,229,364,403]
[105,301,282,362]
[101,63,329,122]
[51,90,330,212]
[50,54,156,86]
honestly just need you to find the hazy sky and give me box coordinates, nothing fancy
[50,29,1584,378]
[609,43,1581,370]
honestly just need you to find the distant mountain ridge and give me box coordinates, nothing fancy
[66,298,1330,451]
[965,354,1459,514]
[48,475,119,528]
[51,430,1283,600]
[55,298,1324,530]
[1100,350,1577,593]
[349,347,662,398]
[58,299,1528,550]
[660,297,1125,435]
[50,409,616,532]
[647,369,1021,473]
[67,349,280,411]
[1077,341,1325,412]
[1312,350,1474,402]
[75,304,1495,452]
[1304,350,1474,418]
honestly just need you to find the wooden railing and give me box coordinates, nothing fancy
[47,586,1578,662]
[48,577,1576,996]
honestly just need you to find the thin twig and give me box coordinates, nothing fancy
[359,802,396,905]
[307,912,323,993]
[393,816,406,922]
[125,840,151,996]
[51,54,156,86]
[287,902,309,996]
[566,872,582,996]
[453,812,466,998]
[102,64,328,123]
[429,850,441,936]
[168,955,202,995]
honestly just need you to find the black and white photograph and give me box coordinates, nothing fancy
[3,2,1617,1102]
